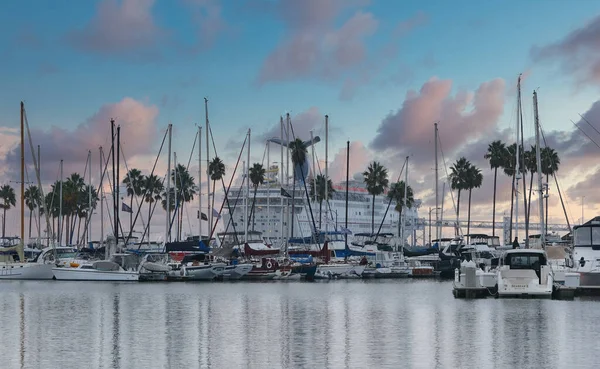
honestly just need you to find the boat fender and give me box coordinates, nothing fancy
[70,262,80,268]
[266,261,273,269]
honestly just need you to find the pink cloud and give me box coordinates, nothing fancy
[531,14,600,87]
[370,77,506,166]
[328,141,372,182]
[67,0,164,57]
[1,98,159,183]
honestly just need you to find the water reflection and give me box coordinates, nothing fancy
[0,280,598,368]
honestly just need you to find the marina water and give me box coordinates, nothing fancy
[0,280,597,369]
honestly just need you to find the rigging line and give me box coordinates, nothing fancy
[437,133,461,236]
[570,120,600,151]
[246,141,269,230]
[539,125,575,229]
[123,126,168,247]
[208,130,248,245]
[287,118,319,242]
[578,113,600,139]
[118,143,148,231]
[80,142,114,245]
[373,158,406,243]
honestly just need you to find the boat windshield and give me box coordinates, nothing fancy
[504,253,547,269]
[574,226,600,247]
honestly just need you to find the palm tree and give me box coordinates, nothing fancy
[208,157,225,228]
[64,173,85,244]
[24,186,42,239]
[248,163,265,231]
[525,146,538,225]
[387,180,414,236]
[171,164,197,240]
[363,161,389,234]
[122,168,144,232]
[310,174,335,229]
[502,144,525,242]
[465,164,483,237]
[75,185,98,245]
[0,184,16,238]
[541,147,560,227]
[142,174,164,240]
[449,157,470,235]
[484,140,506,236]
[288,138,308,237]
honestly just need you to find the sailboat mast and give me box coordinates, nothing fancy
[110,119,117,241]
[166,124,172,243]
[533,91,546,247]
[19,102,24,261]
[434,122,439,241]
[198,126,202,240]
[87,150,92,245]
[116,126,121,242]
[325,115,329,235]
[515,76,521,245]
[59,159,63,245]
[279,116,284,246]
[204,98,211,231]
[401,156,409,256]
[174,151,178,242]
[266,141,270,238]
[310,130,316,203]
[345,140,350,250]
[100,147,104,253]
[245,129,250,243]
[38,145,43,246]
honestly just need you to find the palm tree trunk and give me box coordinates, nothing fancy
[371,195,375,234]
[180,205,184,241]
[456,189,461,237]
[527,173,534,228]
[2,208,6,238]
[211,180,216,234]
[523,170,529,247]
[148,202,151,242]
[29,209,33,239]
[509,173,515,243]
[492,168,497,237]
[77,216,82,245]
[250,185,258,232]
[467,189,472,237]
[545,173,549,230]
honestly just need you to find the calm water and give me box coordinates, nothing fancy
[0,280,598,369]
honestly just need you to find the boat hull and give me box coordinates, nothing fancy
[577,272,600,288]
[0,263,54,280]
[182,264,225,281]
[221,264,253,280]
[52,268,139,281]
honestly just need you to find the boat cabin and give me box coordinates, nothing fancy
[500,249,548,281]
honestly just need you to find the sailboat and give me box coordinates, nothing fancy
[495,88,554,297]
[0,102,55,280]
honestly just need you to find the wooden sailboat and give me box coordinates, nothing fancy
[0,102,55,279]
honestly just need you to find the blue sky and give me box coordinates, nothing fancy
[1,0,600,236]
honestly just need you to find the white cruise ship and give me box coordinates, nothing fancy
[222,166,421,245]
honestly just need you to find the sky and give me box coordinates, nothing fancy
[1,0,600,241]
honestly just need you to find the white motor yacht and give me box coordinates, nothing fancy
[496,249,553,298]
[570,219,600,288]
[0,246,75,280]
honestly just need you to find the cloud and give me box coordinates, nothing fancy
[531,14,600,87]
[182,0,228,52]
[370,77,506,167]
[255,1,426,98]
[67,0,165,58]
[0,98,160,184]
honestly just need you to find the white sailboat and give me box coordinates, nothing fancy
[0,102,56,280]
